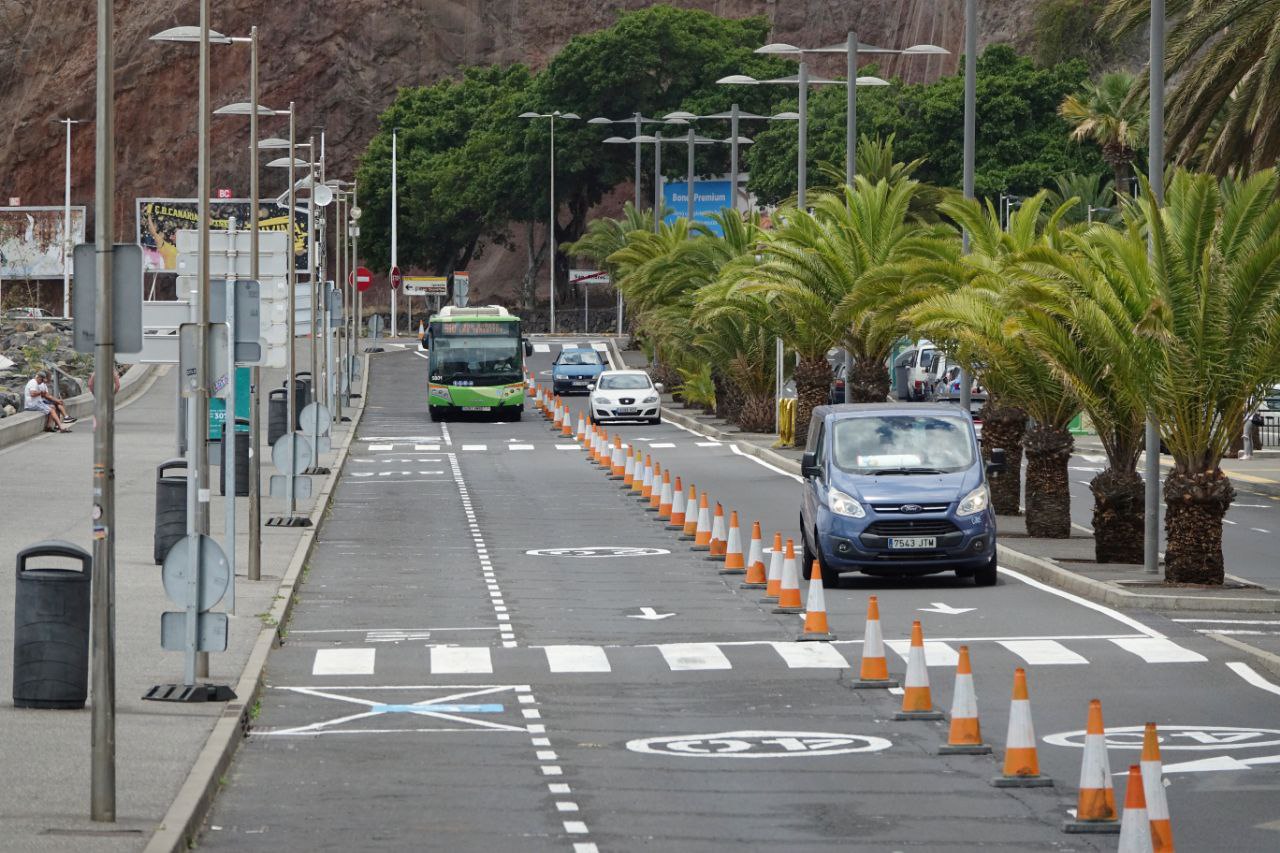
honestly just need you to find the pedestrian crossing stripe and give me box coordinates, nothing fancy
[307,635,1206,676]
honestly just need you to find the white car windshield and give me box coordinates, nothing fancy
[832,415,974,474]
[598,374,651,390]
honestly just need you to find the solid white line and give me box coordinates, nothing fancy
[658,643,733,671]
[430,646,493,674]
[544,645,612,673]
[729,444,804,483]
[696,441,722,447]
[1226,661,1280,697]
[1109,637,1207,663]
[885,640,960,667]
[312,648,376,676]
[998,566,1165,638]
[1198,629,1280,636]
[1175,618,1280,625]
[997,639,1088,665]
[769,642,848,668]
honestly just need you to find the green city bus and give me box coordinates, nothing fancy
[425,305,531,421]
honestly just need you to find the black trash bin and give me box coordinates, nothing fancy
[219,417,251,496]
[294,372,313,428]
[154,459,187,565]
[12,541,92,709]
[267,388,288,447]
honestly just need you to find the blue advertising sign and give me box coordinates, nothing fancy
[663,180,734,234]
[209,367,252,439]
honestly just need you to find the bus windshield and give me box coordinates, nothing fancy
[429,335,521,385]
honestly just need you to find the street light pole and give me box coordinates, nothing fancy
[391,128,397,337]
[1145,0,1165,576]
[90,0,116,822]
[246,26,261,582]
[958,0,977,416]
[549,114,557,333]
[846,31,857,186]
[60,117,80,319]
[797,60,808,211]
[653,129,663,233]
[686,126,696,222]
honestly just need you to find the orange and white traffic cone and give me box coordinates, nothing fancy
[718,511,746,574]
[609,437,626,479]
[705,504,728,560]
[656,471,674,520]
[638,455,655,501]
[1063,699,1120,833]
[991,668,1053,787]
[760,532,784,601]
[597,432,612,468]
[561,404,574,436]
[740,522,767,588]
[852,596,899,688]
[575,413,586,443]
[691,493,713,550]
[939,645,991,755]
[647,463,664,511]
[893,620,944,720]
[772,539,803,614]
[796,560,835,641]
[590,429,604,464]
[1141,723,1174,852]
[630,448,645,493]
[622,446,636,487]
[1118,765,1155,853]
[679,484,699,538]
[551,399,563,431]
[667,477,686,528]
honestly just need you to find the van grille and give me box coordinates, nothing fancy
[864,519,959,536]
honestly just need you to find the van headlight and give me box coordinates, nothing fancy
[828,488,865,519]
[957,485,989,517]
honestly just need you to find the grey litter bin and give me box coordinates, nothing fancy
[154,458,187,565]
[220,417,251,497]
[290,374,312,430]
[268,387,289,446]
[12,541,92,709]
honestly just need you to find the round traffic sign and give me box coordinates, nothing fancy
[299,402,332,438]
[271,433,315,476]
[161,534,231,611]
[355,266,374,293]
[387,266,401,292]
[626,731,892,758]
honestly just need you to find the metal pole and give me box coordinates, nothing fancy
[1145,0,1165,575]
[334,193,344,422]
[195,0,211,537]
[797,60,808,211]
[285,106,297,517]
[62,118,75,318]
[583,278,588,332]
[307,136,317,390]
[247,26,261,582]
[775,336,784,435]
[653,130,662,233]
[730,104,740,213]
[391,128,397,337]
[686,127,695,222]
[843,32,857,405]
[319,133,329,410]
[958,0,976,415]
[549,115,557,334]
[90,0,116,821]
[223,218,237,613]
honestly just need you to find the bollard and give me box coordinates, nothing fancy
[267,387,289,447]
[12,541,92,709]
[219,416,251,496]
[153,458,187,565]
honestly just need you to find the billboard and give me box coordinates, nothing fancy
[0,206,86,279]
[662,179,734,235]
[135,198,310,273]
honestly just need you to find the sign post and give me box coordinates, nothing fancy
[570,270,610,335]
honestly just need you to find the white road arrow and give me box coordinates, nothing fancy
[628,607,675,621]
[1160,753,1280,774]
[918,602,975,616]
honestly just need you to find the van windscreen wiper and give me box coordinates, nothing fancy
[870,466,945,475]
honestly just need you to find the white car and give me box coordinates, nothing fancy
[589,369,663,425]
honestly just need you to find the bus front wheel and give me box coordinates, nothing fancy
[429,406,444,422]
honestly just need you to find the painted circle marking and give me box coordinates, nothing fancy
[1043,725,1280,752]
[526,546,670,559]
[626,730,892,758]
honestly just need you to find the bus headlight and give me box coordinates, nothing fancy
[501,384,522,399]
[429,385,451,403]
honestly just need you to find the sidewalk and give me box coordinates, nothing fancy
[0,340,365,851]
[1073,433,1280,499]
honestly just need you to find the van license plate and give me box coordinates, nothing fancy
[889,537,936,549]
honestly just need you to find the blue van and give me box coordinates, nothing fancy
[799,404,1004,587]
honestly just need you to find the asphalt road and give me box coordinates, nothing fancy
[198,341,1280,852]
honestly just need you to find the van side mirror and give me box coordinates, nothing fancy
[523,340,533,357]
[801,451,820,479]
[653,382,664,394]
[986,447,1007,477]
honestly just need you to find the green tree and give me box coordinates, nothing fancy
[1045,172,1120,225]
[1032,0,1139,71]
[1058,71,1147,194]
[1103,0,1280,174]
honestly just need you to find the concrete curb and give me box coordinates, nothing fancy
[0,363,158,450]
[142,355,370,853]
[644,363,1280,616]
[1205,633,1280,680]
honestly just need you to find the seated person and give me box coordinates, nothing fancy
[23,370,74,433]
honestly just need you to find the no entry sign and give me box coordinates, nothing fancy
[355,266,373,293]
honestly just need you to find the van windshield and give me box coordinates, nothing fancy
[831,415,974,474]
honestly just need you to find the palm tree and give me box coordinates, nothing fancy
[813,134,959,223]
[1031,169,1280,582]
[1059,71,1147,194]
[1046,172,1121,226]
[1102,0,1280,174]
[563,202,656,271]
[729,177,947,446]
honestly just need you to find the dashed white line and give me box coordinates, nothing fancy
[1227,661,1280,697]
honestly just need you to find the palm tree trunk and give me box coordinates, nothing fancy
[738,390,776,433]
[979,401,1025,515]
[1023,421,1073,538]
[1089,468,1144,563]
[792,356,832,448]
[1163,469,1234,584]
[848,354,890,403]
[712,369,741,423]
